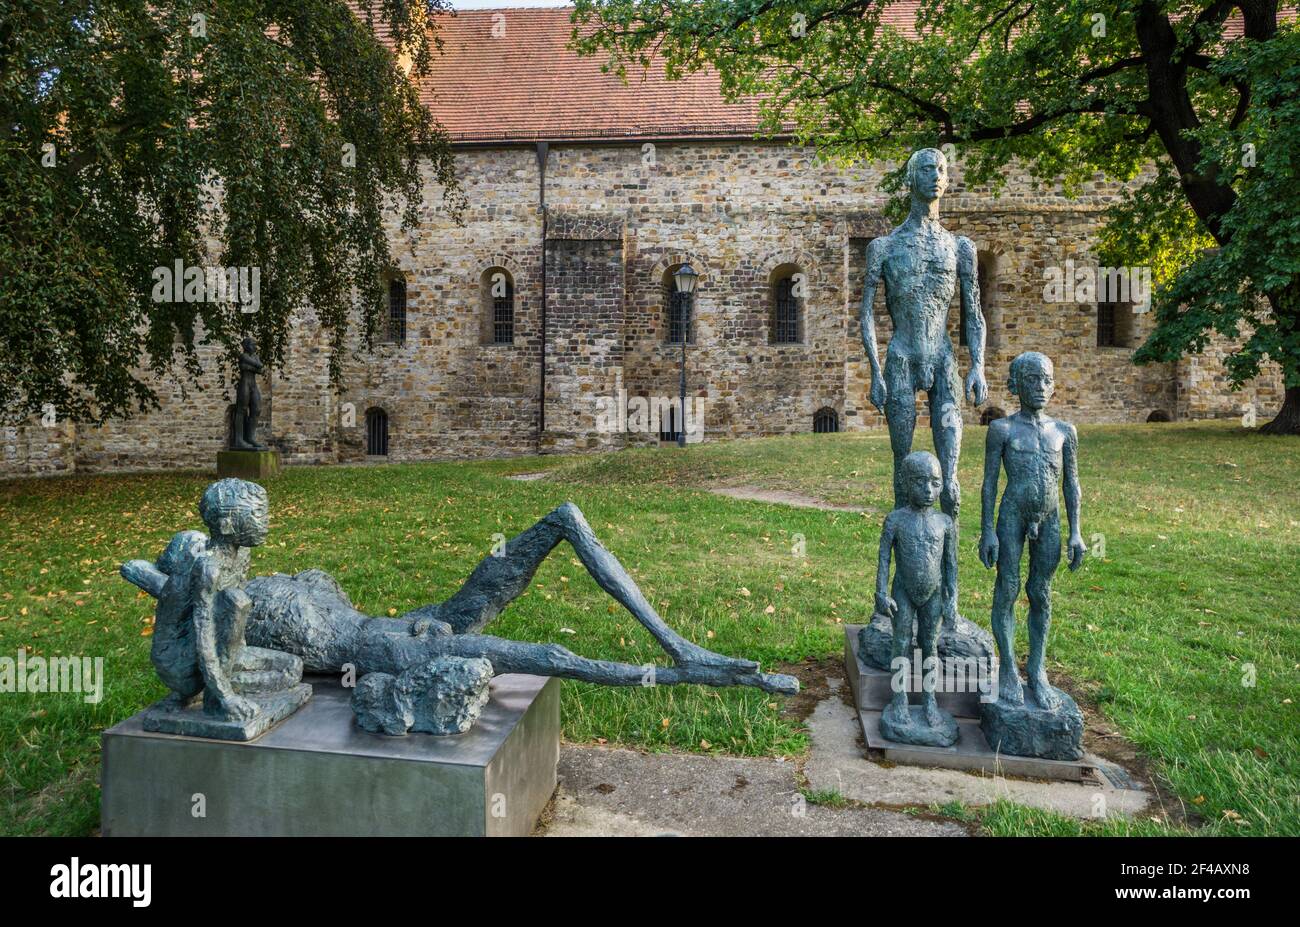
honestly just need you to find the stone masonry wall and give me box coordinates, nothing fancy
[0,140,1281,476]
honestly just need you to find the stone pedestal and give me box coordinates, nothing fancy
[980,686,1084,761]
[142,683,312,741]
[216,449,280,480]
[844,625,1106,783]
[102,674,560,836]
[856,611,994,672]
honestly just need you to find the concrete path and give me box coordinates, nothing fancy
[544,746,966,837]
[707,486,867,512]
[540,676,1149,835]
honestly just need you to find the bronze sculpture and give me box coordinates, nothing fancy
[230,336,267,451]
[978,352,1086,759]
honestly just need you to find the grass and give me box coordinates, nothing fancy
[0,421,1296,835]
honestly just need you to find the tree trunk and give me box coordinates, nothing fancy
[1260,385,1300,435]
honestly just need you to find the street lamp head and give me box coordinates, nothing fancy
[673,263,699,295]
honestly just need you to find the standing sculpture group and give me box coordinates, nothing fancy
[858,147,1086,760]
[120,147,1082,764]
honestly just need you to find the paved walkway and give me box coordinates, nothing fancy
[541,678,1149,836]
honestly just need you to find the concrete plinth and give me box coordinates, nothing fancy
[102,674,560,836]
[216,449,281,480]
[844,624,988,718]
[844,626,1117,785]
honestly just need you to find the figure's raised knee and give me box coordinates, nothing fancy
[549,501,586,525]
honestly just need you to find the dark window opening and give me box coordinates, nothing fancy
[492,275,514,344]
[667,289,693,344]
[366,408,389,456]
[1097,301,1120,347]
[1147,409,1172,423]
[772,273,801,344]
[659,403,682,442]
[387,277,407,343]
[813,407,839,434]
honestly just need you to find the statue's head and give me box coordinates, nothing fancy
[906,148,948,204]
[241,335,256,353]
[900,451,943,509]
[199,479,269,547]
[1008,352,1055,410]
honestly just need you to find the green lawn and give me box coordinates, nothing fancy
[1,421,1296,836]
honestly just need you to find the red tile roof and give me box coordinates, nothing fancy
[406,3,1252,144]
[417,7,772,142]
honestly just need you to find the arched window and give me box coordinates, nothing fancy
[481,267,515,345]
[386,276,407,344]
[1147,409,1172,423]
[365,407,389,456]
[663,265,694,344]
[980,406,1006,426]
[813,407,839,434]
[769,265,804,344]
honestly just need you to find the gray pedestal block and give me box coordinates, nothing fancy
[844,625,989,718]
[102,674,559,836]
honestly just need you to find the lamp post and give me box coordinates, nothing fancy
[672,263,698,449]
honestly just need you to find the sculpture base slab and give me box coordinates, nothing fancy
[979,686,1085,762]
[844,626,986,718]
[140,683,312,741]
[847,632,1116,784]
[216,449,281,480]
[879,702,959,747]
[856,612,994,674]
[102,674,560,836]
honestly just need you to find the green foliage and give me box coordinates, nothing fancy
[0,0,464,425]
[1131,23,1300,389]
[573,1,1300,396]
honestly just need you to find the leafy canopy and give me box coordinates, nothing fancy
[572,1,1300,398]
[1,0,463,425]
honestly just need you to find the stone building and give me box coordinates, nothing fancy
[2,7,1282,475]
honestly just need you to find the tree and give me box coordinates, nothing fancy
[1,0,463,426]
[572,1,1300,433]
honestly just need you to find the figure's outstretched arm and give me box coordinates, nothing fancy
[942,517,959,621]
[121,560,167,598]
[957,236,988,405]
[874,513,897,619]
[979,422,1006,569]
[860,237,888,412]
[436,502,769,674]
[1062,423,1086,571]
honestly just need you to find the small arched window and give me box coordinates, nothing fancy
[365,407,389,456]
[769,265,804,344]
[980,406,1006,426]
[481,267,515,345]
[663,265,694,344]
[386,276,407,344]
[813,407,839,434]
